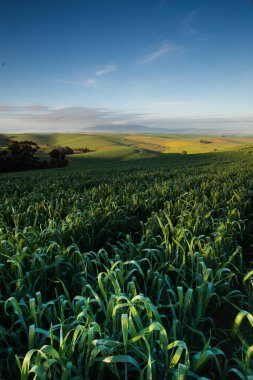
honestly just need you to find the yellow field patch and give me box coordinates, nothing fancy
[124,135,253,154]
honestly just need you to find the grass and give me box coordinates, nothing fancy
[0,134,253,379]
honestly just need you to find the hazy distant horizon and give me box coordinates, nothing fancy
[0,104,253,135]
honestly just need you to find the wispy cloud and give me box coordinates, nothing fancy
[52,78,97,88]
[182,11,211,42]
[96,64,118,76]
[182,10,199,35]
[83,78,97,87]
[51,64,118,89]
[0,104,50,113]
[139,41,185,64]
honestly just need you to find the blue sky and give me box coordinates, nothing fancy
[0,0,253,133]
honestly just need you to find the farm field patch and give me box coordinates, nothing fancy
[124,134,253,154]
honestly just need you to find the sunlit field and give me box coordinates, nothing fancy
[0,134,253,379]
[4,132,253,156]
[124,134,253,154]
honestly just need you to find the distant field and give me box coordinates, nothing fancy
[124,134,253,153]
[2,133,253,161]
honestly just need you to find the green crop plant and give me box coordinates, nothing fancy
[1,147,253,378]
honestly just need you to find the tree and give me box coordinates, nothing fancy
[49,149,68,168]
[8,140,39,162]
[0,140,40,172]
[50,149,62,159]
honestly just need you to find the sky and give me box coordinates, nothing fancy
[0,0,253,133]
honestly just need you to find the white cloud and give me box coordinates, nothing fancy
[0,105,144,132]
[139,41,185,64]
[96,64,118,76]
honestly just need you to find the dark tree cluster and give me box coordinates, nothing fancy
[74,147,93,154]
[55,146,93,155]
[56,146,74,155]
[0,141,68,173]
[200,139,213,144]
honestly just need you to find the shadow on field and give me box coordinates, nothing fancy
[0,145,239,178]
[66,148,235,172]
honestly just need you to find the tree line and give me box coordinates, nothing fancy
[0,140,68,173]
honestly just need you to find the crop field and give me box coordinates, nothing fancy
[0,135,253,379]
[124,135,253,154]
[4,133,253,157]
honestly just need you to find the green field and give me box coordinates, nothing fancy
[0,134,253,379]
[4,132,253,157]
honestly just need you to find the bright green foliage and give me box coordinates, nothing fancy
[0,148,253,379]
